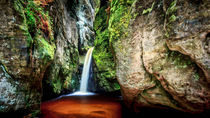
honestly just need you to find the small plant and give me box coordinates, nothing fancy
[142,2,155,15]
[193,73,200,81]
[164,0,178,37]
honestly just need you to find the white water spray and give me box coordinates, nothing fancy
[68,47,95,96]
[80,47,94,92]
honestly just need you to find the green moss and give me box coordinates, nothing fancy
[166,47,194,69]
[14,0,33,46]
[45,47,79,94]
[93,0,101,15]
[14,0,54,45]
[52,79,62,94]
[166,0,177,16]
[93,0,137,91]
[193,73,200,81]
[14,0,55,63]
[93,5,115,77]
[93,2,120,91]
[165,46,201,81]
[34,34,55,62]
[108,0,136,43]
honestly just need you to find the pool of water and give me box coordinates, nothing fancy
[41,94,210,118]
[41,95,122,118]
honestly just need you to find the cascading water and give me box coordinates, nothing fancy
[68,47,95,96]
[80,47,94,92]
[65,0,96,96]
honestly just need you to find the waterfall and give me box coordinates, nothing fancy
[65,0,96,96]
[80,47,94,92]
[67,47,95,96]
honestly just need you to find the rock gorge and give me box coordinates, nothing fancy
[0,0,209,117]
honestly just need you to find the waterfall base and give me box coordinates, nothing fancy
[67,91,96,96]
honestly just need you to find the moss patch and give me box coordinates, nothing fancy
[14,0,55,61]
[108,0,136,43]
[93,1,121,92]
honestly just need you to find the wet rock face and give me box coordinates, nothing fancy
[76,0,99,52]
[0,0,49,114]
[42,0,80,99]
[114,0,210,113]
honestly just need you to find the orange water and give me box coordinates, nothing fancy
[41,95,122,118]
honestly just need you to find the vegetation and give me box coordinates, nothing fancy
[93,0,123,91]
[14,0,55,63]
[93,0,137,91]
[142,2,155,15]
[94,6,115,79]
[108,0,136,43]
[166,49,194,69]
[164,0,178,37]
[166,47,200,81]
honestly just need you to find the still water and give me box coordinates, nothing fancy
[41,95,122,118]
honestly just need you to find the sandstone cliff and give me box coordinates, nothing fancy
[109,0,210,113]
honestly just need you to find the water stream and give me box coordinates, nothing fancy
[68,47,94,96]
[80,47,94,92]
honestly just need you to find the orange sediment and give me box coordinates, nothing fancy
[41,95,122,118]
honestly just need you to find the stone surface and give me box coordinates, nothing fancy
[166,0,210,83]
[0,0,54,115]
[112,0,210,113]
[42,0,80,98]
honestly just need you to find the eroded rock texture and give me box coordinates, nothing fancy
[0,0,53,114]
[42,0,80,99]
[113,0,210,113]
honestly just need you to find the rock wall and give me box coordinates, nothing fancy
[0,0,54,116]
[110,0,210,113]
[42,0,80,99]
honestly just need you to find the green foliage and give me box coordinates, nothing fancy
[93,3,120,91]
[142,2,155,15]
[25,0,37,34]
[166,47,200,81]
[52,79,62,94]
[93,0,136,91]
[193,73,200,81]
[169,14,176,23]
[14,0,34,46]
[94,5,116,79]
[166,0,177,16]
[108,0,136,43]
[164,0,177,37]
